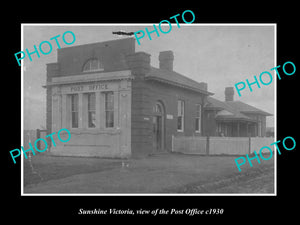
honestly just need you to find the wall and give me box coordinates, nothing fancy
[51,129,124,158]
[56,38,135,76]
[125,50,208,157]
[131,78,153,156]
[131,78,206,156]
[48,71,132,158]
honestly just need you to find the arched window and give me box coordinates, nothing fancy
[83,58,104,72]
[154,103,162,114]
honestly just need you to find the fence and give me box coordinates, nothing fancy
[172,136,275,155]
[23,129,48,152]
[172,136,208,155]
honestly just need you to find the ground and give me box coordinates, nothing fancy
[23,152,275,194]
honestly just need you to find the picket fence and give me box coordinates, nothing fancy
[172,136,275,155]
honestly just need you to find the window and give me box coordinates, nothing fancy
[154,103,162,114]
[195,104,201,133]
[83,58,104,72]
[87,93,96,128]
[70,94,79,128]
[105,92,114,128]
[177,100,184,131]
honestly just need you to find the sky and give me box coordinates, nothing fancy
[22,24,275,130]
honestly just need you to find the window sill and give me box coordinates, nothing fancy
[68,128,121,135]
[82,69,104,74]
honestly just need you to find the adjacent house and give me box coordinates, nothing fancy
[203,87,272,137]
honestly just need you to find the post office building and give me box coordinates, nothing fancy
[44,38,213,157]
[44,37,270,158]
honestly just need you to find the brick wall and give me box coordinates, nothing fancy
[126,51,208,156]
[56,38,135,76]
[131,77,207,156]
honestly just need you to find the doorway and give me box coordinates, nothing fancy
[152,101,165,151]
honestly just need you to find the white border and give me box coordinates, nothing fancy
[21,23,277,196]
[21,24,24,193]
[274,24,277,196]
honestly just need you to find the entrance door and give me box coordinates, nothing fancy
[153,116,162,150]
[152,102,165,151]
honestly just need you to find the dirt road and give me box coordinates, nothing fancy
[24,153,275,194]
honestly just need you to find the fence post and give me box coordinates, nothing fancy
[36,129,40,151]
[248,137,251,154]
[206,136,210,155]
[171,135,174,152]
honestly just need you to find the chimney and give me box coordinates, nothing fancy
[225,87,234,101]
[159,51,174,71]
[199,82,208,91]
[125,52,151,76]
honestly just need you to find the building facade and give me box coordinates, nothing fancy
[44,38,271,158]
[45,38,135,157]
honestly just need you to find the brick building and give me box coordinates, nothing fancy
[44,37,271,158]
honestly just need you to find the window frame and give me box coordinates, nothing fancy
[82,58,104,72]
[195,103,201,133]
[104,91,114,128]
[177,99,185,132]
[70,94,79,128]
[87,92,96,128]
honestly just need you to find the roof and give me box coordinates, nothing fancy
[205,97,272,122]
[225,101,273,116]
[145,67,213,95]
[206,97,252,121]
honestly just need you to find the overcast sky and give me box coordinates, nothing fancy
[23,24,275,130]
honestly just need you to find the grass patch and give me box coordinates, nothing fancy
[23,154,122,186]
